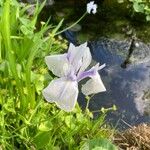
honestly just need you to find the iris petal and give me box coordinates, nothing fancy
[81,72,106,96]
[67,42,90,73]
[42,78,78,112]
[45,54,70,77]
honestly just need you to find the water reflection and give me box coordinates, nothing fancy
[78,38,150,129]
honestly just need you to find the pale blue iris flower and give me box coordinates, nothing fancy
[42,43,106,112]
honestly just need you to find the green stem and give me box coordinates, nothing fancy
[10,36,24,39]
[28,100,41,123]
[55,12,87,36]
[26,48,37,108]
[25,38,42,108]
[85,94,94,110]
[85,96,90,110]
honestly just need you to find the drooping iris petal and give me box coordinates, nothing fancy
[81,72,106,96]
[77,67,96,82]
[77,63,100,81]
[67,42,89,72]
[45,54,70,77]
[42,78,78,112]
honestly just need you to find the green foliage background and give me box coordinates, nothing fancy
[118,0,150,21]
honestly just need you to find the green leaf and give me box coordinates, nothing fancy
[91,114,105,133]
[146,15,150,21]
[92,147,108,150]
[52,19,64,36]
[133,2,145,13]
[65,115,76,129]
[31,72,44,94]
[3,98,15,113]
[81,138,117,150]
[33,131,51,149]
[39,121,52,131]
[117,0,124,3]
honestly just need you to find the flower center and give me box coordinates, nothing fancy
[67,69,77,81]
[69,74,77,81]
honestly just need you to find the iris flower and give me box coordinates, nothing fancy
[87,1,97,14]
[42,43,106,112]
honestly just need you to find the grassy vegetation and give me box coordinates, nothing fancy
[0,0,116,149]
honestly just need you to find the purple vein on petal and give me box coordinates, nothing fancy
[77,69,96,82]
[59,80,69,100]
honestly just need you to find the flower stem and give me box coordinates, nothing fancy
[55,12,87,36]
[85,96,90,110]
[85,94,95,110]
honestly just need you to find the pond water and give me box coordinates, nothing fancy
[62,35,150,130]
[81,38,150,129]
[50,1,150,129]
[36,0,150,129]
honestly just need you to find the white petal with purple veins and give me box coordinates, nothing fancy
[67,42,89,72]
[81,72,106,96]
[42,78,78,112]
[43,42,106,112]
[45,54,70,77]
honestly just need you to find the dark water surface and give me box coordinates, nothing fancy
[78,38,150,129]
[31,0,150,129]
[50,0,150,129]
